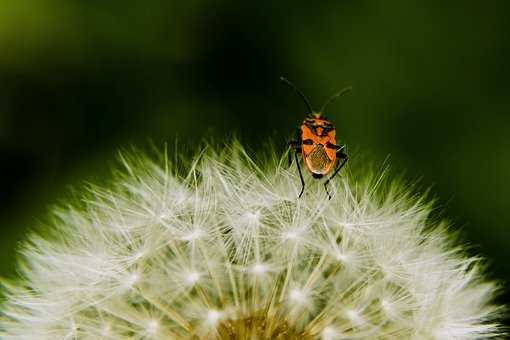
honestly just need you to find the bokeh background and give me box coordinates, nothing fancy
[1,0,509,311]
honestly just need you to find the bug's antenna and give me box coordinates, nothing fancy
[280,76,314,114]
[320,86,352,114]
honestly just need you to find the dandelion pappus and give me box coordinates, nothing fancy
[281,76,351,199]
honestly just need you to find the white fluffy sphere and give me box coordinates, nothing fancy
[0,143,503,339]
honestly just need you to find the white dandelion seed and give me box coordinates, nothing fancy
[0,142,504,339]
[290,288,308,304]
[185,271,201,286]
[250,262,269,276]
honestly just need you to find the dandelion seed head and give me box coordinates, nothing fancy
[346,309,363,325]
[206,310,222,325]
[334,251,349,262]
[243,210,260,224]
[0,142,504,339]
[124,272,139,288]
[185,271,200,285]
[250,263,269,276]
[282,228,305,246]
[284,230,299,240]
[100,323,111,336]
[289,288,307,303]
[146,319,158,335]
[182,228,205,242]
[174,190,187,204]
[381,298,392,312]
[321,326,339,340]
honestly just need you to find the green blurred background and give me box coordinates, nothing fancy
[1,0,509,309]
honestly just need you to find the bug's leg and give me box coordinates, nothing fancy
[324,146,348,200]
[294,150,305,198]
[288,140,300,167]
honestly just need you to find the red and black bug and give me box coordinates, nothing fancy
[282,77,351,199]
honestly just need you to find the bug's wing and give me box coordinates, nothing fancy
[306,144,335,175]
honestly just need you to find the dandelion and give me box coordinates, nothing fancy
[0,142,504,339]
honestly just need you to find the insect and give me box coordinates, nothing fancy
[282,76,351,199]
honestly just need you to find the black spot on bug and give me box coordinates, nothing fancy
[326,141,336,149]
[304,121,317,132]
[316,126,333,137]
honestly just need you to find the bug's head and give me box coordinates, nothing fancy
[280,76,352,119]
